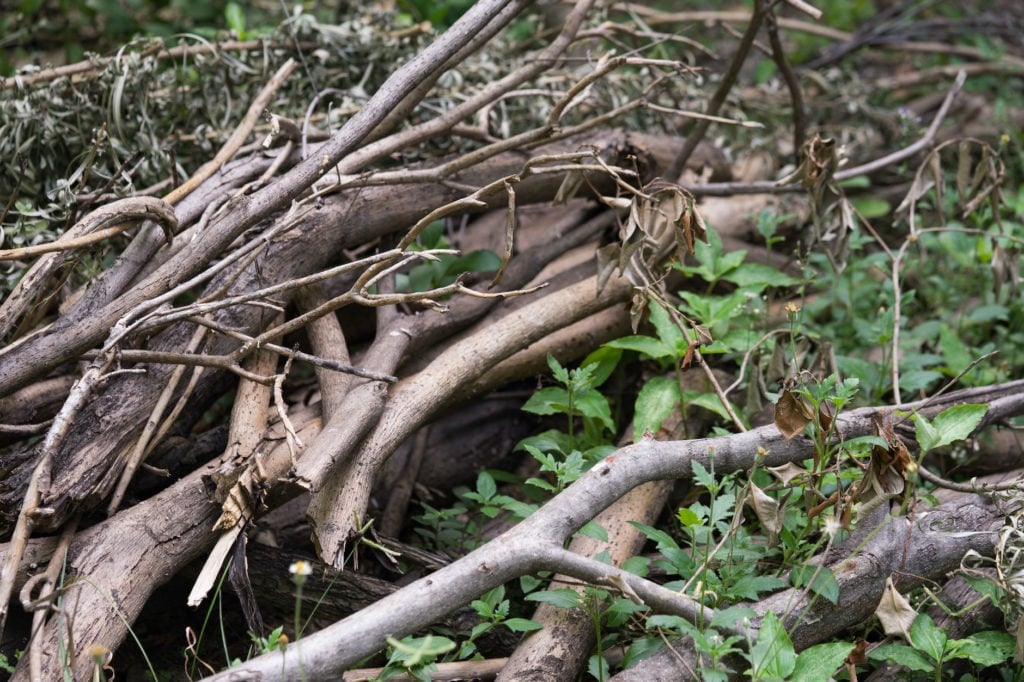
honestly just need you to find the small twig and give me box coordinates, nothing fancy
[0,39,287,91]
[0,352,115,641]
[273,353,304,461]
[764,4,806,157]
[844,70,967,182]
[162,58,298,206]
[666,0,768,179]
[917,466,1024,494]
[678,70,967,197]
[25,513,80,681]
[696,350,747,432]
[892,351,999,426]
[107,324,210,515]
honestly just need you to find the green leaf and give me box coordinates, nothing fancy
[621,636,665,668]
[685,391,735,423]
[938,325,973,375]
[868,643,935,672]
[573,390,615,431]
[445,249,501,276]
[224,2,246,35]
[931,404,987,448]
[789,565,840,605]
[633,376,680,439]
[578,520,608,542]
[729,575,787,601]
[386,635,455,667]
[525,589,583,609]
[791,642,855,681]
[581,346,622,388]
[912,404,987,452]
[710,605,756,630]
[749,610,796,680]
[606,335,675,359]
[525,476,556,492]
[504,618,544,633]
[647,298,686,351]
[476,471,496,500]
[647,614,696,635]
[588,653,611,681]
[691,460,716,490]
[621,555,650,577]
[721,262,799,289]
[546,354,570,385]
[676,507,702,528]
[909,613,947,662]
[960,572,1004,606]
[850,196,891,219]
[521,387,570,416]
[629,521,680,551]
[950,630,1015,666]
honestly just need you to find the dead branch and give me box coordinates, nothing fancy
[199,380,1024,681]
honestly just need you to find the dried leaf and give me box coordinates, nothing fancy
[629,289,647,333]
[875,576,917,640]
[846,638,869,666]
[929,151,944,226]
[854,415,910,511]
[817,399,836,433]
[633,180,707,262]
[595,243,620,294]
[692,324,713,346]
[681,340,696,371]
[554,168,585,204]
[489,180,515,287]
[956,139,971,200]
[774,389,813,440]
[747,481,782,546]
[767,462,807,486]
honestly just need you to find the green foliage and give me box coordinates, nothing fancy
[397,0,476,28]
[517,354,617,493]
[868,613,1015,676]
[248,625,287,655]
[396,220,502,293]
[0,651,16,674]
[377,634,455,681]
[910,404,987,453]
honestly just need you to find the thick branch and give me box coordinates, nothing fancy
[201,379,1024,680]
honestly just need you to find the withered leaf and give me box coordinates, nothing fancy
[775,388,814,440]
[875,576,917,640]
[817,399,836,433]
[629,289,647,333]
[747,480,782,546]
[554,167,585,205]
[767,462,807,486]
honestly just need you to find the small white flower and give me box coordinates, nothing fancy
[289,560,312,577]
[823,515,843,540]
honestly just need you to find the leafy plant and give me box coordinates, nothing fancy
[375,635,456,682]
[744,611,855,682]
[517,354,618,493]
[869,613,1014,678]
[396,220,501,293]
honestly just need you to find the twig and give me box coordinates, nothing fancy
[162,58,298,206]
[679,70,967,197]
[0,197,177,341]
[764,4,806,157]
[107,324,210,515]
[0,39,280,91]
[917,466,1024,494]
[0,353,115,641]
[25,513,80,680]
[665,0,768,180]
